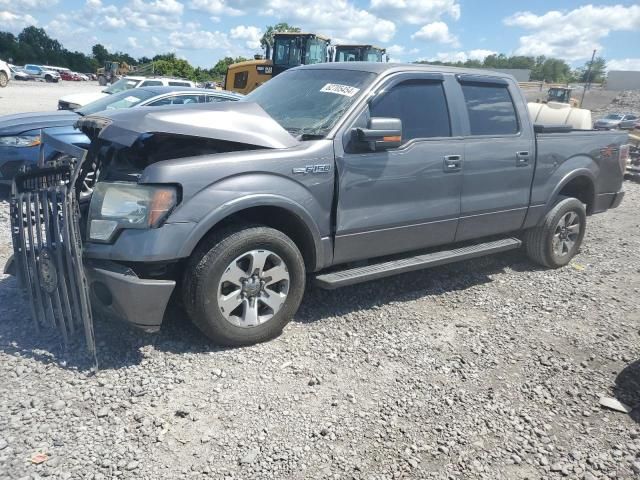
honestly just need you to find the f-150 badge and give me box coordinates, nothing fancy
[293,164,332,174]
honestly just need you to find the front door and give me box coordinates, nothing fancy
[454,77,536,241]
[333,74,463,264]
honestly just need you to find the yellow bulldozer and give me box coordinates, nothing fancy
[97,61,132,86]
[224,32,331,95]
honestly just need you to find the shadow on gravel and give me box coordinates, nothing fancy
[0,249,538,372]
[614,359,640,423]
[295,250,531,324]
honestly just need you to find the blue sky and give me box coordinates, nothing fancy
[2,0,639,70]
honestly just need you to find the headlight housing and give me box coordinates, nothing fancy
[0,135,41,147]
[88,182,178,242]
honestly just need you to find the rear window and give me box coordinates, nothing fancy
[461,83,519,136]
[233,71,248,89]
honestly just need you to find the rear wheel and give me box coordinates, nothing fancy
[524,196,586,268]
[0,71,8,87]
[183,225,306,346]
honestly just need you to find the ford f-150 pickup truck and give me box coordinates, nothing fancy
[7,63,628,354]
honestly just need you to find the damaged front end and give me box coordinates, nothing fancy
[7,102,297,357]
[8,134,96,358]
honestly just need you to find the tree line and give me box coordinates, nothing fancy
[0,26,607,84]
[417,53,607,83]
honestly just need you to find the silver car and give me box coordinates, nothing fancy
[593,113,638,130]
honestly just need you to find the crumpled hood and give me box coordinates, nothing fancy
[0,110,79,135]
[78,101,299,150]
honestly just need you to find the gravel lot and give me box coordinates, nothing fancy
[0,81,103,114]
[0,83,639,480]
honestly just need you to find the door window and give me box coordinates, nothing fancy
[461,83,519,135]
[370,80,451,142]
[140,80,163,86]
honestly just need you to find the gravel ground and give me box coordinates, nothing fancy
[0,81,103,114]
[0,182,639,480]
[0,83,639,480]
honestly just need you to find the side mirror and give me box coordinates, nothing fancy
[353,117,402,151]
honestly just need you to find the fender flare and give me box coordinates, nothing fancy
[544,167,596,212]
[176,193,325,269]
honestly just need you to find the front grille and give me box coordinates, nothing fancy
[10,164,96,359]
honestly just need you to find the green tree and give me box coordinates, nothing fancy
[578,56,606,83]
[211,56,249,78]
[92,44,109,65]
[260,23,300,52]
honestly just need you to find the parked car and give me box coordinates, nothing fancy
[593,113,638,130]
[23,64,60,83]
[8,65,34,81]
[0,87,242,185]
[58,76,197,110]
[0,59,10,87]
[60,70,82,81]
[4,63,628,352]
[77,73,90,81]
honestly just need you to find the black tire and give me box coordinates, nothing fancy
[183,225,306,346]
[0,71,8,88]
[524,196,586,268]
[45,75,52,83]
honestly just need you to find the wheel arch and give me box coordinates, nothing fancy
[178,195,326,272]
[545,168,597,216]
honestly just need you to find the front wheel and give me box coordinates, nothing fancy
[0,71,8,87]
[524,196,586,268]
[183,225,306,346]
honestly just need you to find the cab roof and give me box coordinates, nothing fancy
[295,61,515,80]
[274,32,330,42]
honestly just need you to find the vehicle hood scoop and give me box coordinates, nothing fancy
[77,102,299,150]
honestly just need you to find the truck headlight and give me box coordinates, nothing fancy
[0,135,41,147]
[88,182,178,242]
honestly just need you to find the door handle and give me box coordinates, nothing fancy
[516,151,530,166]
[443,154,462,172]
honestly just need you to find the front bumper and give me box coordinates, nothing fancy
[85,261,175,332]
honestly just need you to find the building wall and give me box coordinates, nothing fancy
[605,71,640,91]
[485,69,531,82]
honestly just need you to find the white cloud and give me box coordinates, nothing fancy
[127,36,140,49]
[504,5,640,61]
[263,0,396,43]
[607,58,640,72]
[168,29,231,50]
[468,49,496,61]
[411,21,459,46]
[0,11,38,33]
[189,0,244,16]
[370,0,460,25]
[429,49,496,63]
[0,0,57,9]
[230,25,262,49]
[102,15,126,29]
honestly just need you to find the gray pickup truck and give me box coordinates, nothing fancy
[7,63,628,353]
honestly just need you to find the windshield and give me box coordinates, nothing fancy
[605,114,623,120]
[77,89,157,116]
[103,77,140,94]
[243,68,375,138]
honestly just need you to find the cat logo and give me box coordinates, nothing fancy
[292,164,332,175]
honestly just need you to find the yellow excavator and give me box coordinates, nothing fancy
[97,61,132,86]
[224,32,331,94]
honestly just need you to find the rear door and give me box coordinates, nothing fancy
[454,76,535,241]
[333,73,463,264]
